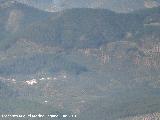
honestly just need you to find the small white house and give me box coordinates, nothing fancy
[63,75,67,79]
[12,79,16,82]
[47,77,51,80]
[40,77,45,81]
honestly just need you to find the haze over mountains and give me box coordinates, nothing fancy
[14,0,160,12]
[0,0,160,120]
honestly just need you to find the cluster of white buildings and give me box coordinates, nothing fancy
[25,73,68,86]
[25,79,37,85]
[0,72,68,86]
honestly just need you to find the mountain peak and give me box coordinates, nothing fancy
[11,0,160,13]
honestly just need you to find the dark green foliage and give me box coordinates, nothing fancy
[23,9,124,48]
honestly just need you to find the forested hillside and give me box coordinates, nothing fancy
[0,1,160,120]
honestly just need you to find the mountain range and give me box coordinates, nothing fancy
[0,1,160,120]
[14,0,160,12]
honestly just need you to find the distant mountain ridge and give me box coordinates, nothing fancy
[13,0,160,12]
